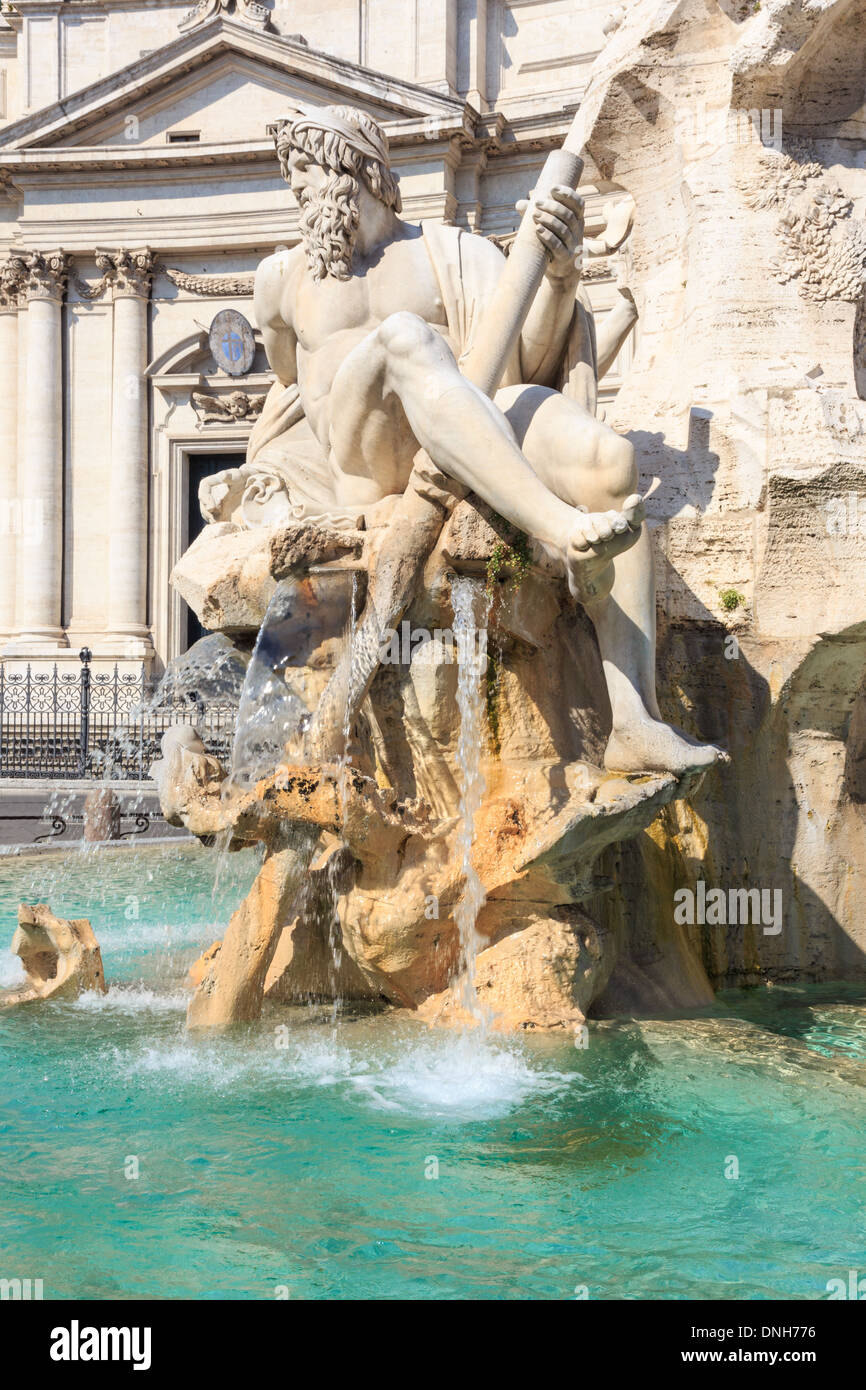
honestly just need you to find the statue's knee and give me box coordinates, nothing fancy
[378,310,438,361]
[597,430,638,506]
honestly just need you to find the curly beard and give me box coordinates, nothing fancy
[298,173,361,282]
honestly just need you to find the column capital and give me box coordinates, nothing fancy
[97,247,157,299]
[23,250,70,303]
[0,255,28,312]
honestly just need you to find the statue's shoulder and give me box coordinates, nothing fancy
[421,220,506,289]
[255,244,304,294]
[253,245,304,325]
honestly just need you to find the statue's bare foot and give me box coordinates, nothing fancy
[565,494,644,601]
[604,717,729,776]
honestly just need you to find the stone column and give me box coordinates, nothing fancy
[463,0,488,111]
[0,257,26,642]
[99,249,156,655]
[13,251,70,649]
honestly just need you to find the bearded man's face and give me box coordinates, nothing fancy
[287,147,325,205]
[288,146,360,284]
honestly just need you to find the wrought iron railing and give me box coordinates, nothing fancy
[0,648,237,780]
[0,809,165,844]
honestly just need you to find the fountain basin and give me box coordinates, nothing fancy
[1,840,864,1300]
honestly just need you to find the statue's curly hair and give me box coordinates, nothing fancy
[273,105,401,213]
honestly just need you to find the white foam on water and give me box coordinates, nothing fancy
[70,986,188,1015]
[116,1022,574,1121]
[94,922,223,952]
[123,1031,359,1093]
[0,951,24,989]
[349,1032,573,1120]
[127,1041,250,1089]
[273,1033,361,1088]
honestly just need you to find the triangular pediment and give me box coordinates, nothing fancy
[0,16,467,152]
[64,51,410,150]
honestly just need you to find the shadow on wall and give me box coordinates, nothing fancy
[590,553,866,1016]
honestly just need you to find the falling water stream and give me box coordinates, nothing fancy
[328,571,362,1009]
[450,576,493,1025]
[226,578,311,791]
[222,568,361,1008]
[210,577,314,897]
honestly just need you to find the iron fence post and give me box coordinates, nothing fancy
[78,647,92,777]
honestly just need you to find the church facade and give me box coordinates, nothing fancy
[0,0,632,676]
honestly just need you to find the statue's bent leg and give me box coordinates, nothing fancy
[501,384,726,776]
[329,312,643,591]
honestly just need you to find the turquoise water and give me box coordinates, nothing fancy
[1,842,865,1300]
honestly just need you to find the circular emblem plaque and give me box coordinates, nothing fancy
[209,309,256,377]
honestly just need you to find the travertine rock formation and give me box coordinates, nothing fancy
[0,904,107,1008]
[568,0,866,1001]
[170,524,278,635]
[150,725,227,829]
[163,505,717,1031]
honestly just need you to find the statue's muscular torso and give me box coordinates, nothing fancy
[255,222,451,496]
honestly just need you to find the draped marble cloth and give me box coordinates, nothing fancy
[237,221,599,529]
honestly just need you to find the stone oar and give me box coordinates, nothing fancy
[460,132,585,394]
[307,134,585,760]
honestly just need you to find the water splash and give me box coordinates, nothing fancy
[209,824,237,905]
[450,576,492,1025]
[70,985,188,1015]
[227,580,310,790]
[118,1020,572,1120]
[86,634,246,784]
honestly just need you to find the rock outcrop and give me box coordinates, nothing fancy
[162,502,718,1031]
[1,905,107,1008]
[569,0,866,1001]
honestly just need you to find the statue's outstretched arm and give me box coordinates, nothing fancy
[596,284,637,382]
[517,185,585,385]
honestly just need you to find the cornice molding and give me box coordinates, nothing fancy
[0,114,476,175]
[3,1,188,9]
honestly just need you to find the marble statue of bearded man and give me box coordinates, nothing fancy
[200,103,636,532]
[200,101,723,774]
